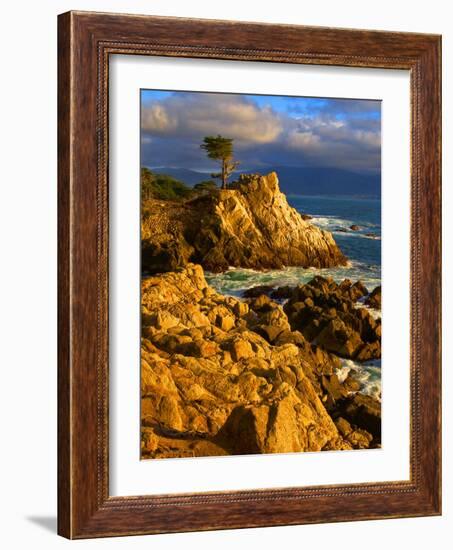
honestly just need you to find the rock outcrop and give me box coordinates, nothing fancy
[141,172,347,274]
[365,285,381,310]
[283,276,381,361]
[141,264,380,459]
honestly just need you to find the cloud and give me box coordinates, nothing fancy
[142,93,282,144]
[287,130,322,150]
[141,91,381,174]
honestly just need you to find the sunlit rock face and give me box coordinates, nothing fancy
[140,265,380,460]
[141,172,347,275]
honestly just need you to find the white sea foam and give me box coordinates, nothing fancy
[205,262,381,298]
[310,216,381,240]
[354,301,381,320]
[336,359,382,401]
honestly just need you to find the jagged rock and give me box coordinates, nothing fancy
[355,341,381,361]
[215,405,269,454]
[274,329,306,347]
[335,416,353,436]
[283,276,380,360]
[158,395,184,431]
[146,310,180,330]
[140,265,378,459]
[181,339,220,358]
[321,373,349,409]
[215,312,235,332]
[349,281,369,301]
[271,286,296,300]
[256,324,286,344]
[316,318,363,358]
[233,301,249,317]
[243,285,275,298]
[141,172,346,274]
[216,387,346,455]
[335,416,373,448]
[141,264,372,458]
[347,428,373,449]
[342,394,381,443]
[226,338,254,362]
[366,286,382,309]
[249,294,273,311]
[342,374,361,393]
[141,426,229,459]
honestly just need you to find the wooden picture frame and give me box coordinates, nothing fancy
[58,10,441,539]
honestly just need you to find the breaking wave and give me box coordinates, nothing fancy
[336,359,382,401]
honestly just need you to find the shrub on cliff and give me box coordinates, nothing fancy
[193,180,218,193]
[141,167,193,201]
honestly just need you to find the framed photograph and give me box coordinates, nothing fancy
[58,11,441,538]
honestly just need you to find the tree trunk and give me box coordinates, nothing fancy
[222,159,227,189]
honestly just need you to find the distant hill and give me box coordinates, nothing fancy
[150,165,381,198]
[260,166,380,198]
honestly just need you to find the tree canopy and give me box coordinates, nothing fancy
[200,135,239,189]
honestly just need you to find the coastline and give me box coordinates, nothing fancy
[141,263,381,459]
[140,173,381,459]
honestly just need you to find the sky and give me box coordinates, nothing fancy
[140,90,381,175]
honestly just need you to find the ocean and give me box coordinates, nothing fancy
[205,194,382,400]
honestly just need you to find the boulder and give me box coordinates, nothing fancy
[215,312,235,332]
[321,373,348,408]
[256,324,286,344]
[158,395,184,431]
[366,286,382,309]
[347,428,373,449]
[249,294,273,311]
[349,281,369,301]
[242,285,275,298]
[227,338,255,362]
[316,318,363,358]
[335,416,353,437]
[274,329,306,347]
[217,387,344,455]
[180,339,220,358]
[283,277,380,360]
[343,394,381,442]
[148,310,180,330]
[270,285,295,300]
[355,341,381,361]
[334,417,373,449]
[215,405,269,455]
[233,301,249,317]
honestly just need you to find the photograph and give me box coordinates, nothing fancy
[140,89,382,459]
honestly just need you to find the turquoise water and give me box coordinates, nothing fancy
[205,194,382,400]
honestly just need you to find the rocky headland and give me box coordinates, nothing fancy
[141,172,347,274]
[141,264,381,459]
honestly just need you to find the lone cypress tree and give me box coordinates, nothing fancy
[200,135,239,189]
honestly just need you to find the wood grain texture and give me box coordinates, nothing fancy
[57,10,442,539]
[57,11,71,538]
